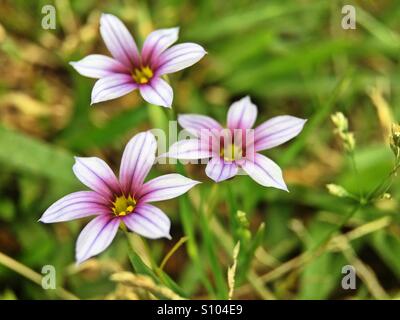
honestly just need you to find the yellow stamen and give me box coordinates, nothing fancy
[220,143,243,162]
[112,195,136,217]
[132,66,153,84]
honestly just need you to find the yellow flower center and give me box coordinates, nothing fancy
[112,195,136,217]
[131,66,153,84]
[220,143,243,162]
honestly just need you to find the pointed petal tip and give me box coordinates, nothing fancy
[100,12,112,21]
[165,234,172,240]
[192,179,202,185]
[280,184,290,193]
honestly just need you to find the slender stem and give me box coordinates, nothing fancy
[159,236,188,271]
[0,251,78,300]
[348,151,363,199]
[366,159,400,201]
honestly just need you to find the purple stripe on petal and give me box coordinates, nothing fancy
[139,78,173,108]
[39,191,110,223]
[141,28,179,66]
[69,54,129,79]
[91,74,137,105]
[241,153,288,191]
[99,13,140,68]
[123,204,171,239]
[254,116,307,151]
[76,215,120,264]
[178,114,222,138]
[138,174,200,203]
[73,157,120,198]
[166,139,212,159]
[227,96,258,130]
[156,43,206,75]
[119,131,157,196]
[205,157,239,182]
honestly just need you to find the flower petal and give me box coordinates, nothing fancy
[205,157,239,182]
[69,54,129,79]
[99,13,140,68]
[227,96,258,130]
[73,157,120,198]
[123,204,171,239]
[139,77,173,108]
[76,215,120,264]
[178,114,222,138]
[39,191,110,223]
[119,131,157,196]
[91,74,137,104]
[241,153,288,191]
[254,116,307,151]
[141,27,179,66]
[138,174,200,203]
[166,139,212,159]
[156,43,206,75]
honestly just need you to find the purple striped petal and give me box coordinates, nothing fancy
[166,139,212,159]
[156,43,206,75]
[254,116,307,151]
[76,215,120,264]
[123,204,171,239]
[138,174,200,203]
[69,54,129,79]
[39,191,110,223]
[205,157,239,182]
[141,28,179,66]
[178,114,222,138]
[99,13,140,68]
[139,77,173,108]
[119,131,157,196]
[73,157,120,198]
[241,153,288,191]
[91,74,137,104]
[227,96,258,130]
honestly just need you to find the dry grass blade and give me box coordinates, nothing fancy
[368,85,393,142]
[110,271,186,300]
[227,241,240,300]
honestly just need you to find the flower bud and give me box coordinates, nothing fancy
[390,123,400,159]
[331,112,348,132]
[326,184,351,198]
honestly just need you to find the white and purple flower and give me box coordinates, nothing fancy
[70,13,206,108]
[39,132,200,264]
[166,96,306,191]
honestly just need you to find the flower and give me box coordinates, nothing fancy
[165,96,306,191]
[39,132,200,264]
[70,13,206,108]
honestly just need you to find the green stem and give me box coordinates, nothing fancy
[159,236,188,271]
[366,160,400,201]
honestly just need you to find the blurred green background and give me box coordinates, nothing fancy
[0,0,400,299]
